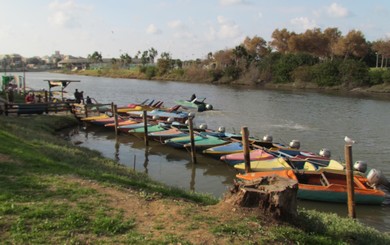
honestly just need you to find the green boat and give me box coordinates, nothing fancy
[164,133,228,150]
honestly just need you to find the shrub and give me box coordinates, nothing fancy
[273,53,318,83]
[339,59,369,87]
[368,69,384,86]
[311,60,342,87]
[145,66,157,79]
[382,69,390,84]
[291,65,312,84]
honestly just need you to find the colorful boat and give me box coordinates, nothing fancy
[149,128,188,142]
[89,116,127,126]
[174,97,212,112]
[117,122,153,132]
[236,169,386,205]
[220,148,275,166]
[203,142,245,158]
[234,157,292,172]
[164,133,228,150]
[128,124,168,136]
[104,118,140,128]
[81,114,110,122]
[183,135,229,150]
[127,109,189,123]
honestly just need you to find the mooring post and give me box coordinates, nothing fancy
[345,144,356,219]
[142,110,149,146]
[188,117,197,164]
[113,104,119,136]
[242,126,251,173]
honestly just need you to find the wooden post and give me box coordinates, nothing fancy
[188,117,197,164]
[345,144,356,219]
[142,110,149,146]
[241,126,251,173]
[113,104,119,135]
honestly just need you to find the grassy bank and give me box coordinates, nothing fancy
[0,115,389,244]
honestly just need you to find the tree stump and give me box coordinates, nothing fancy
[225,175,298,220]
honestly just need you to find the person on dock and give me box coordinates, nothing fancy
[86,96,92,104]
[25,92,35,104]
[74,89,82,103]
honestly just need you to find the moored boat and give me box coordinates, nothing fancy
[220,148,275,166]
[236,169,386,205]
[234,157,292,172]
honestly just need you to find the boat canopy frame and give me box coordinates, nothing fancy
[44,79,80,101]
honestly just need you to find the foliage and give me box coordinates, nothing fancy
[381,69,390,84]
[310,59,342,86]
[145,66,157,79]
[339,59,370,87]
[368,68,385,86]
[87,51,103,63]
[291,65,313,84]
[224,65,241,80]
[273,53,318,83]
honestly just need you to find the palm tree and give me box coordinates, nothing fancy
[87,51,103,63]
[148,47,158,63]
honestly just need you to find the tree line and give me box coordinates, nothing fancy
[87,27,390,87]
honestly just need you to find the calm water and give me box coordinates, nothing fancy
[21,72,390,232]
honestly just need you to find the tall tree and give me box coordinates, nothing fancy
[120,53,132,67]
[141,50,149,65]
[243,36,269,60]
[372,39,390,68]
[333,30,369,60]
[148,47,158,63]
[87,51,103,63]
[269,28,295,54]
[323,27,342,60]
[288,28,328,58]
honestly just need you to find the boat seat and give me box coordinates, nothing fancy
[320,173,330,186]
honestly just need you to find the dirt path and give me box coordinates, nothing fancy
[69,176,271,244]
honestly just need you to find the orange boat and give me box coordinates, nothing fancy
[236,169,386,205]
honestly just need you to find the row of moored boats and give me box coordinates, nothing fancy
[78,100,390,205]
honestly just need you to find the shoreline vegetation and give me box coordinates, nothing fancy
[57,28,390,101]
[61,67,390,100]
[1,115,389,243]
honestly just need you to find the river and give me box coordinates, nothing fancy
[20,71,390,232]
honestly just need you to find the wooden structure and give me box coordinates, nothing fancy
[3,102,72,115]
[44,79,80,101]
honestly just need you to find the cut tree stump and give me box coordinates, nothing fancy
[225,175,298,220]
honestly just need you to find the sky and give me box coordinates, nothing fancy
[1,0,390,60]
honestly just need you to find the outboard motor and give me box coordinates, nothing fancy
[262,135,273,143]
[367,169,390,188]
[199,123,208,130]
[167,117,175,123]
[319,148,331,158]
[353,160,367,173]
[205,104,213,110]
[218,126,226,133]
[188,112,195,119]
[152,115,160,121]
[289,140,300,149]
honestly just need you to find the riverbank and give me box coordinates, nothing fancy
[0,115,389,244]
[59,68,390,101]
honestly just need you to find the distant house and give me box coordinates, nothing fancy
[58,57,90,70]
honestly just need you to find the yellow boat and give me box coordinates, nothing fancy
[234,157,292,172]
[80,114,110,121]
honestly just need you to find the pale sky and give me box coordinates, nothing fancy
[1,0,390,60]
